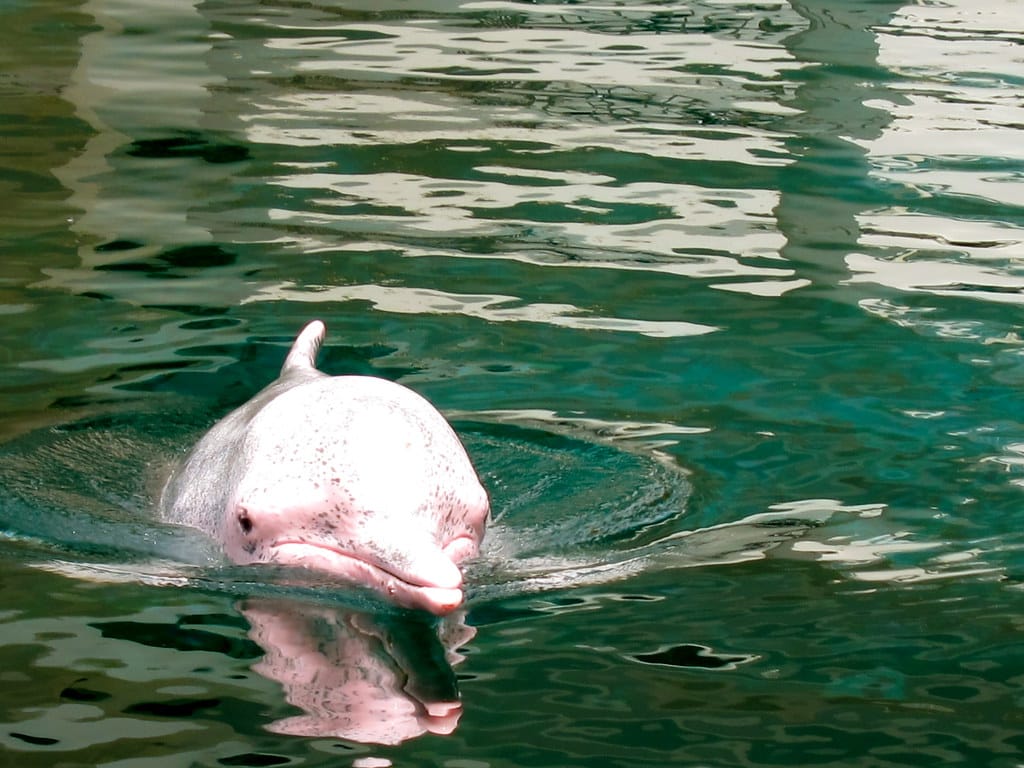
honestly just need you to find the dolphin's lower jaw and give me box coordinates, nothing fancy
[267,541,467,615]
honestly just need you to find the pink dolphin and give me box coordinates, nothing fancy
[159,320,489,614]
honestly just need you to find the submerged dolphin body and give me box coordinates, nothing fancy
[159,320,489,614]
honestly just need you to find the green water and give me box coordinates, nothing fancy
[2,0,1024,764]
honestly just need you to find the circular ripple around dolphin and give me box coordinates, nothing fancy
[0,408,692,607]
[0,408,220,566]
[460,419,692,561]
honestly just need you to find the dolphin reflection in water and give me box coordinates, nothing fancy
[241,598,476,745]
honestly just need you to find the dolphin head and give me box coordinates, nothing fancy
[219,375,489,615]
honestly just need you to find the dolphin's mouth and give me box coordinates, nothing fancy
[266,540,466,615]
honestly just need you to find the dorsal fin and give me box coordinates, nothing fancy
[282,319,326,374]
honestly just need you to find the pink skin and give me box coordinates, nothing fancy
[223,476,487,615]
[264,540,473,614]
[218,375,490,614]
[162,320,490,615]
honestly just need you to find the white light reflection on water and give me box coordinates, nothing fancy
[847,253,1024,304]
[848,0,1024,301]
[265,168,790,280]
[241,280,718,338]
[47,0,812,311]
[260,21,801,87]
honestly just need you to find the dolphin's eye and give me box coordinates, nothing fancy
[238,510,253,535]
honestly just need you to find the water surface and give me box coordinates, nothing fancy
[2,0,1024,765]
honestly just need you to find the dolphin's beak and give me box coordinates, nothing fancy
[267,539,468,615]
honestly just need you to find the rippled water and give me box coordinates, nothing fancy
[2,0,1024,764]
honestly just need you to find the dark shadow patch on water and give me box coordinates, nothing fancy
[459,600,548,626]
[79,290,116,301]
[8,732,59,746]
[147,305,235,318]
[60,683,112,703]
[95,238,144,253]
[615,593,661,601]
[159,244,237,269]
[124,697,222,718]
[100,359,196,376]
[630,643,757,671]
[93,260,180,276]
[124,131,251,164]
[47,392,145,410]
[218,754,293,767]
[179,317,243,331]
[121,692,273,735]
[91,619,262,659]
[92,244,238,277]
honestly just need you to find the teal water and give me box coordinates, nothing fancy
[2,0,1024,764]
